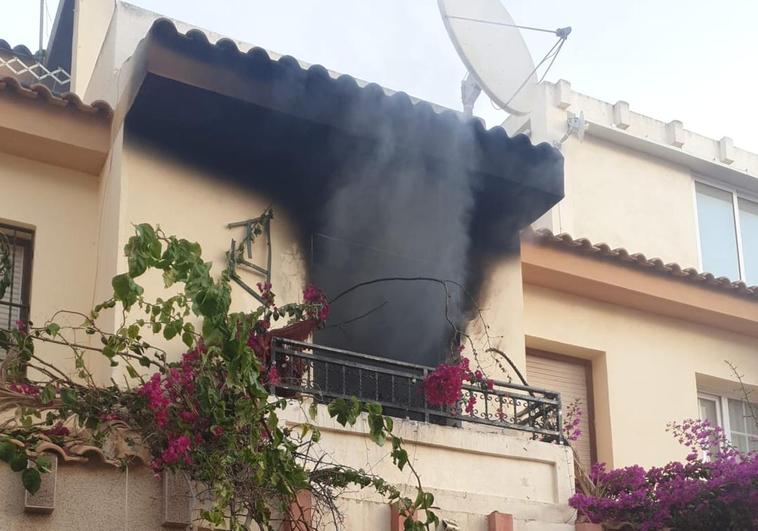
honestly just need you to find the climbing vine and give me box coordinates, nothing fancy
[0,220,438,530]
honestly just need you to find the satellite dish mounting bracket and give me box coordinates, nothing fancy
[461,73,482,117]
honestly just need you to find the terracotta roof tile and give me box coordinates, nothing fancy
[526,228,758,299]
[0,76,112,119]
[0,39,35,58]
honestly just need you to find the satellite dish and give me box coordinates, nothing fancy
[438,0,541,116]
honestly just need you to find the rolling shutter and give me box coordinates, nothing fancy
[526,351,594,466]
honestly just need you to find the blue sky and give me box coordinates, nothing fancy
[4,0,758,152]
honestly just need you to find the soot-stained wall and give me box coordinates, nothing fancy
[125,72,562,366]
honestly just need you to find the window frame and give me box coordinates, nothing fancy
[692,176,758,282]
[0,222,34,330]
[696,391,758,451]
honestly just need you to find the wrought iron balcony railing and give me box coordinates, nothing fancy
[271,338,564,442]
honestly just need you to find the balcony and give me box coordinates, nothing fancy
[271,338,565,442]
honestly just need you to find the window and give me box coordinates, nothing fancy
[697,392,758,453]
[695,181,758,284]
[727,398,758,453]
[698,393,722,458]
[738,198,758,285]
[0,223,34,332]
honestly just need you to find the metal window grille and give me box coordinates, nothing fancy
[0,223,34,336]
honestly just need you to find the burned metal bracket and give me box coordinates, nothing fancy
[226,211,273,304]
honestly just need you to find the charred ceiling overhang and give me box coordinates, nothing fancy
[125,19,563,234]
[124,19,565,364]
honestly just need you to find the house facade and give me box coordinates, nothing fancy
[507,81,758,469]
[0,2,755,530]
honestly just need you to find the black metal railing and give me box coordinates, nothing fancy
[271,338,564,442]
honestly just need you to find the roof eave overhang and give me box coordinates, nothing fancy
[0,83,112,174]
[116,19,564,229]
[521,237,758,338]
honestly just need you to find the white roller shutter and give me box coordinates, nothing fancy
[526,351,594,467]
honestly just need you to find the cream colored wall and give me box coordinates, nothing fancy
[282,403,575,531]
[523,283,758,469]
[468,253,529,380]
[513,81,758,272]
[71,0,117,95]
[0,460,163,531]
[0,151,100,377]
[118,137,306,366]
[558,136,700,268]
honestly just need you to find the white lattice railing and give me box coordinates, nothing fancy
[0,55,70,90]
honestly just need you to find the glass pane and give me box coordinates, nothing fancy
[739,198,758,285]
[729,399,746,432]
[750,437,758,453]
[698,397,719,426]
[732,433,748,453]
[747,405,758,436]
[696,182,740,279]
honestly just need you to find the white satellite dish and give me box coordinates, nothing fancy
[438,0,568,117]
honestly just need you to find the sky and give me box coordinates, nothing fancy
[3,0,758,152]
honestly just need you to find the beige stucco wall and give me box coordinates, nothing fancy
[71,0,117,95]
[557,136,700,268]
[524,283,758,469]
[468,253,529,380]
[282,403,575,531]
[513,81,758,272]
[114,136,306,368]
[0,460,163,531]
[0,151,100,377]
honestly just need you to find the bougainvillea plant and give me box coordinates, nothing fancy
[422,347,493,414]
[0,220,438,530]
[570,418,758,530]
[563,399,583,443]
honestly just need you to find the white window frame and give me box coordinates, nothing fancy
[692,176,758,282]
[697,391,758,450]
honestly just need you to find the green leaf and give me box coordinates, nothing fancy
[127,324,141,339]
[21,467,41,494]
[368,412,386,446]
[112,274,143,309]
[60,388,77,407]
[163,320,182,341]
[162,269,177,288]
[423,492,435,509]
[40,384,56,405]
[10,453,27,472]
[44,323,60,337]
[126,365,139,378]
[308,402,318,421]
[0,441,16,462]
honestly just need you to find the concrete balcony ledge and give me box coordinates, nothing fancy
[281,402,576,528]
